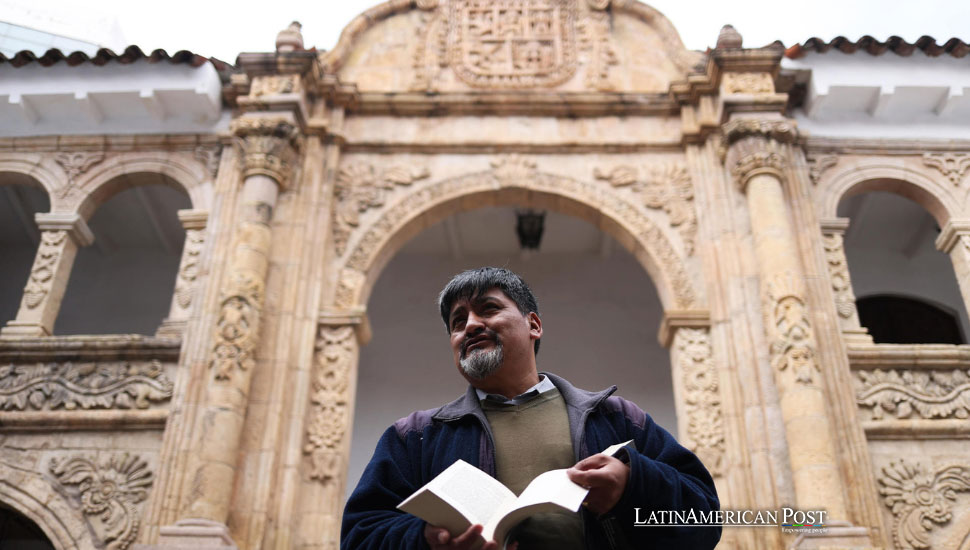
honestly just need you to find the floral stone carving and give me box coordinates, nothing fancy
[821,232,857,320]
[173,229,205,310]
[922,153,970,186]
[594,163,698,255]
[305,325,356,483]
[766,273,819,386]
[211,271,264,382]
[50,453,154,550]
[333,163,430,256]
[53,151,105,199]
[855,368,970,420]
[22,230,67,309]
[0,360,173,411]
[673,328,725,476]
[878,459,970,549]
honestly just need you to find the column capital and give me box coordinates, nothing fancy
[723,117,797,192]
[935,219,970,253]
[318,308,371,345]
[230,115,301,188]
[819,217,851,234]
[658,310,711,347]
[722,116,798,147]
[177,209,209,230]
[34,212,94,247]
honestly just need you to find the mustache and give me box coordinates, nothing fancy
[460,329,499,357]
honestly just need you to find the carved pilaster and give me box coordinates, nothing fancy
[820,217,872,345]
[157,210,208,338]
[50,452,154,550]
[670,327,725,476]
[2,213,94,337]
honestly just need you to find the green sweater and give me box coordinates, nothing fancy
[481,388,585,550]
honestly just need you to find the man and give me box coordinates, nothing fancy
[342,267,720,549]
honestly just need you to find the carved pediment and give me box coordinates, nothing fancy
[325,0,700,93]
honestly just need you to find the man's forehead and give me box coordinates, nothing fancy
[448,288,510,313]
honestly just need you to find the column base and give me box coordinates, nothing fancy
[133,519,238,550]
[790,521,875,549]
[0,321,50,338]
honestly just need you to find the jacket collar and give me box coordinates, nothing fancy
[432,371,616,422]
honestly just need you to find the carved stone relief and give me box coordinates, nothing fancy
[673,328,725,476]
[304,325,356,484]
[0,360,173,411]
[721,72,774,94]
[855,368,970,421]
[922,153,970,186]
[53,151,105,199]
[50,453,154,550]
[210,270,264,382]
[333,163,430,256]
[808,154,839,185]
[193,145,222,180]
[231,117,301,186]
[593,162,697,255]
[765,272,819,386]
[249,75,302,98]
[878,459,970,549]
[411,0,617,91]
[173,229,205,310]
[821,232,857,320]
[21,230,67,310]
[334,159,695,310]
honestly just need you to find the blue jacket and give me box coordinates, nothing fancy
[341,373,720,549]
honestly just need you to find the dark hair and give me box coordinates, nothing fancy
[438,267,541,355]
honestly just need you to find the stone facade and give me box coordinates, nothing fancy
[1,2,969,549]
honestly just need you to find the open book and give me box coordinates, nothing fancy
[397,440,632,549]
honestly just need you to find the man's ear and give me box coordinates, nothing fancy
[528,312,542,340]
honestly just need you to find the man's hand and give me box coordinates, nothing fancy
[424,523,502,550]
[567,454,630,516]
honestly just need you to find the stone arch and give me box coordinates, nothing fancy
[820,162,957,226]
[332,166,699,314]
[72,152,211,219]
[0,155,61,203]
[0,472,94,550]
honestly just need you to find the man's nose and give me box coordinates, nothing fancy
[465,311,486,332]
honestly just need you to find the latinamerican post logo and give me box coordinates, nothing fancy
[634,508,828,533]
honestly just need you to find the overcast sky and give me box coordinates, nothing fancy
[4,0,970,63]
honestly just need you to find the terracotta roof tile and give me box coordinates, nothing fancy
[0,45,234,72]
[786,35,970,59]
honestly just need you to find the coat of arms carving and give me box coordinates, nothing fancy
[447,0,578,88]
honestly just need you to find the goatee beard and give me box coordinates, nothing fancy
[460,343,504,380]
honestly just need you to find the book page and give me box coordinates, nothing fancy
[484,469,588,545]
[398,460,516,531]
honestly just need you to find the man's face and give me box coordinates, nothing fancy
[447,288,541,381]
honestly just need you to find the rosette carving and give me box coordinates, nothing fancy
[0,360,173,411]
[50,453,154,550]
[231,117,301,186]
[333,163,430,256]
[855,368,970,420]
[305,325,356,483]
[594,162,697,254]
[22,230,67,309]
[673,328,724,476]
[878,460,970,549]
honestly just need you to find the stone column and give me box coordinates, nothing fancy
[725,118,849,521]
[157,210,209,338]
[2,213,94,337]
[936,220,970,315]
[819,218,872,346]
[158,116,300,547]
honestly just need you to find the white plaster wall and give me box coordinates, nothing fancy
[345,238,675,499]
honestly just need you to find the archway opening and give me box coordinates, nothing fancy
[55,174,191,335]
[0,502,55,550]
[837,190,970,342]
[857,294,964,344]
[346,206,674,497]
[0,174,50,326]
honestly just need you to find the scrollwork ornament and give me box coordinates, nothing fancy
[491,155,538,187]
[721,72,774,94]
[174,230,205,310]
[673,328,724,476]
[210,271,264,382]
[50,453,154,550]
[822,232,856,319]
[809,154,839,185]
[22,230,67,309]
[722,118,798,145]
[305,325,356,483]
[855,368,970,420]
[878,460,970,549]
[922,153,970,186]
[249,75,301,98]
[54,151,104,198]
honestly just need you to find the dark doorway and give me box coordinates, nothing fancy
[857,295,965,345]
[0,503,55,550]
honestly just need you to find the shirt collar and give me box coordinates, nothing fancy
[475,374,555,405]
